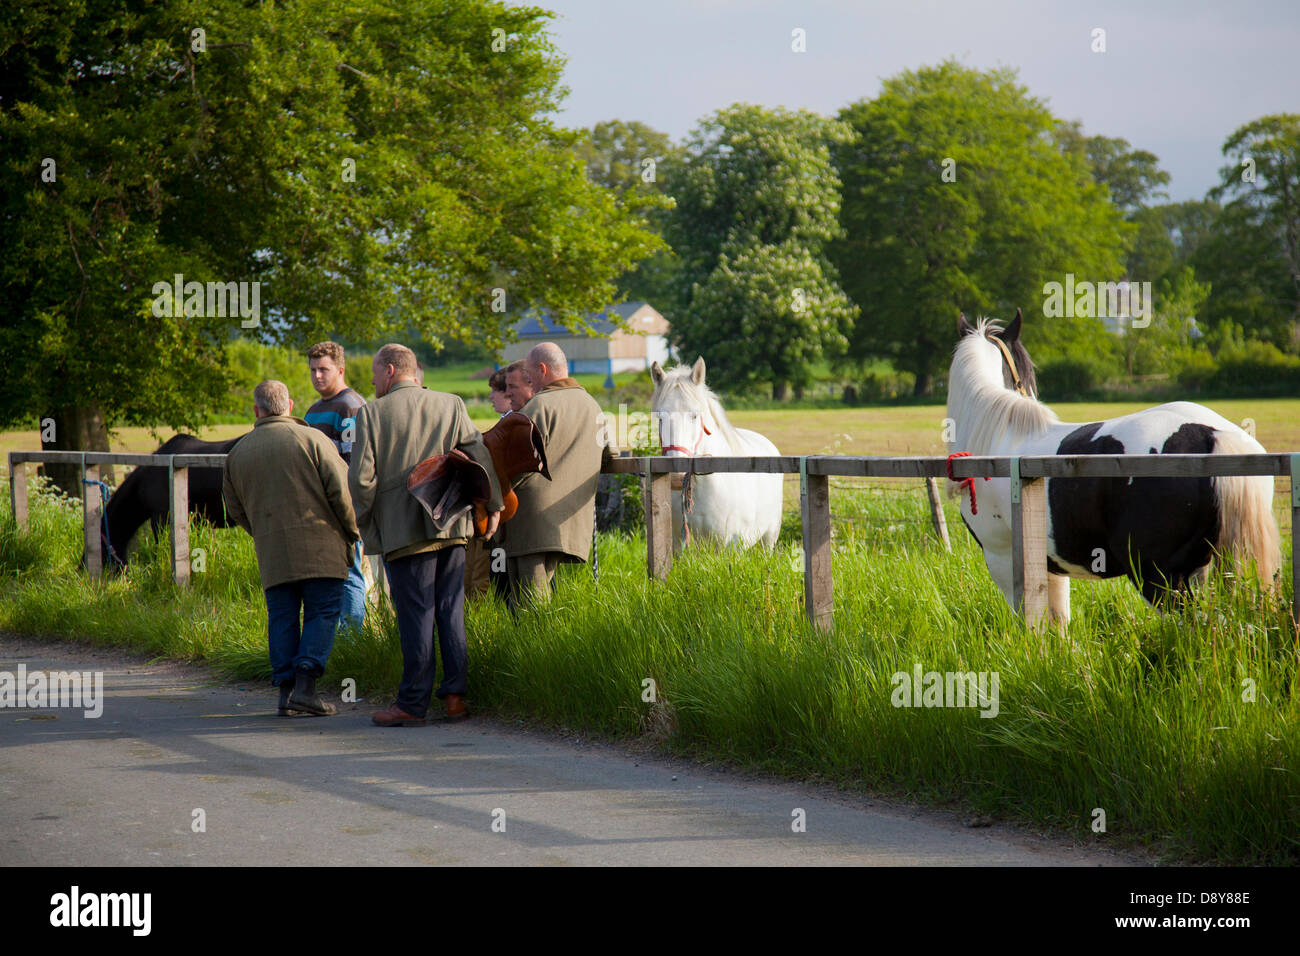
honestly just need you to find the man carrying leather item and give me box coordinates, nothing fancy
[222,380,360,718]
[350,344,503,727]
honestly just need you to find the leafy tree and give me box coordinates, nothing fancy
[665,103,857,397]
[1205,114,1300,349]
[684,241,855,398]
[831,61,1131,395]
[1124,200,1213,283]
[1119,266,1210,376]
[574,119,680,310]
[0,0,660,492]
[1055,121,1170,214]
[576,119,678,197]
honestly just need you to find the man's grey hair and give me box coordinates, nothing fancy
[527,342,568,379]
[254,380,292,417]
[374,343,419,378]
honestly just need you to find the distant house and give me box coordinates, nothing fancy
[500,302,673,378]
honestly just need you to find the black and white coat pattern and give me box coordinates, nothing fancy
[946,312,1280,624]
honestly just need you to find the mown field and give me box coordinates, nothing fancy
[6,398,1298,458]
[1,401,1297,863]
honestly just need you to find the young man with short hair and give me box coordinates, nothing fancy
[305,341,368,628]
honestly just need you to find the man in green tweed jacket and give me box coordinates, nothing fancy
[222,379,360,718]
[506,342,617,608]
[349,343,504,727]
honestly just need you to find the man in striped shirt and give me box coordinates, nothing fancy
[306,341,369,629]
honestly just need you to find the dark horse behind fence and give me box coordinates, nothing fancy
[93,434,245,568]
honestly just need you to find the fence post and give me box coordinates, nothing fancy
[1291,454,1299,627]
[83,459,102,580]
[925,477,951,552]
[170,462,190,586]
[1009,457,1049,626]
[8,455,28,531]
[800,457,834,630]
[644,461,672,581]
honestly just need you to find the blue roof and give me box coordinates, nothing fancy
[515,302,650,338]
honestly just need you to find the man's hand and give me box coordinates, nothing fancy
[483,509,502,539]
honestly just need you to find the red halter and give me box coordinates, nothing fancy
[946,451,989,515]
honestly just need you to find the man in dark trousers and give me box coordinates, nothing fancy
[304,340,369,628]
[349,344,504,726]
[223,380,360,717]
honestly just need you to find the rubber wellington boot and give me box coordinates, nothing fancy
[288,669,337,716]
[277,682,299,717]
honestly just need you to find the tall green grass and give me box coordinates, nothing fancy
[1,474,1295,863]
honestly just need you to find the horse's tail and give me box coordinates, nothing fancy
[1211,428,1281,591]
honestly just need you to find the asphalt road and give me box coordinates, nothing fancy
[0,634,1145,867]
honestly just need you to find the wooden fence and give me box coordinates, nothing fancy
[8,449,1299,628]
[605,452,1300,629]
[8,451,227,585]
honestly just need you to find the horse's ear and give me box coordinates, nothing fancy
[650,361,664,385]
[957,312,976,337]
[691,356,706,386]
[1002,308,1023,344]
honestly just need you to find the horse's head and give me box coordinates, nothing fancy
[650,357,715,457]
[956,309,1038,399]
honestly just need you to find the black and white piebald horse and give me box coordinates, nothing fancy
[946,311,1281,623]
[96,434,245,568]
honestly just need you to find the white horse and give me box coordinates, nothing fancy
[947,311,1280,625]
[650,357,783,549]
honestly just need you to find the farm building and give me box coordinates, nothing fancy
[499,302,673,377]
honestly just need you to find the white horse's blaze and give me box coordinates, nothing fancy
[947,314,1281,624]
[650,358,783,550]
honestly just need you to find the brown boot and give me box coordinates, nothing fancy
[372,702,426,727]
[443,694,469,721]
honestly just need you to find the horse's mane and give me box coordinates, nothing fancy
[947,318,1058,456]
[652,367,745,453]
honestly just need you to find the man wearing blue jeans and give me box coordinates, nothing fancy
[305,341,369,629]
[223,380,360,717]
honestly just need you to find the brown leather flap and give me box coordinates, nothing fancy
[485,411,551,482]
[407,449,492,532]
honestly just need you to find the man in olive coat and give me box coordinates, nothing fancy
[507,342,617,607]
[349,344,504,726]
[223,380,360,717]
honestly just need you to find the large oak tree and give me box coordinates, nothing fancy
[830,61,1130,395]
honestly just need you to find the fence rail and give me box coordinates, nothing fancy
[8,449,1298,628]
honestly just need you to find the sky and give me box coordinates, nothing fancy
[536,0,1300,203]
